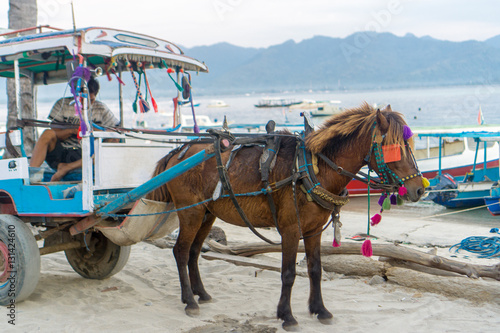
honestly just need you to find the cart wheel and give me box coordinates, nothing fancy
[64,231,130,279]
[0,215,41,306]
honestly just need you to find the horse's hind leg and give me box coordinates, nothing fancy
[188,212,216,303]
[173,208,206,316]
[304,232,333,323]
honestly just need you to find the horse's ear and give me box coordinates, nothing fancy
[376,109,390,133]
[383,104,392,112]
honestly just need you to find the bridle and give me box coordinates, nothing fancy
[367,125,422,192]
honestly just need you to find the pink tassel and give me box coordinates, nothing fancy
[398,186,407,196]
[361,240,373,257]
[370,213,382,226]
[332,239,341,247]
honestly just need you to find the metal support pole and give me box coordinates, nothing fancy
[438,137,442,177]
[14,59,21,120]
[483,141,487,180]
[119,69,124,128]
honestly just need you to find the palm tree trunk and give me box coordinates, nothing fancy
[6,0,37,157]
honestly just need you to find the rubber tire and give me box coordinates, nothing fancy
[64,231,130,279]
[0,215,41,306]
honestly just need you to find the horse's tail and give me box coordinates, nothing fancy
[146,150,176,202]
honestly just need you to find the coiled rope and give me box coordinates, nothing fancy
[450,235,500,258]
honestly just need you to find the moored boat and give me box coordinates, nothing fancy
[255,97,301,108]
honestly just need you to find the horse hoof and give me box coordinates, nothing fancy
[318,317,333,325]
[185,305,200,317]
[198,295,212,304]
[282,319,299,332]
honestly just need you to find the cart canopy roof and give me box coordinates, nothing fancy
[0,26,208,85]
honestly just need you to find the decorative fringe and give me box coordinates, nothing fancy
[397,195,404,205]
[370,213,382,226]
[398,186,407,196]
[422,177,430,188]
[332,239,341,247]
[361,239,373,257]
[390,193,397,205]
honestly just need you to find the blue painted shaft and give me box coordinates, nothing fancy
[98,149,214,215]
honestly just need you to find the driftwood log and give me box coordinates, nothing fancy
[206,240,500,281]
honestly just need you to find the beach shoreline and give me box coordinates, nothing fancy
[3,198,500,332]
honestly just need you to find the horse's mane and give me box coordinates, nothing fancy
[306,102,412,155]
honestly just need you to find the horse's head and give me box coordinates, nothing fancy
[368,105,425,202]
[305,103,425,202]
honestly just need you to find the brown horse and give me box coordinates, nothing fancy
[148,103,425,329]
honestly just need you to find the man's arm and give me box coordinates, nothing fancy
[53,127,79,141]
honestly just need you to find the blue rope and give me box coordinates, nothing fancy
[104,189,272,218]
[450,236,500,258]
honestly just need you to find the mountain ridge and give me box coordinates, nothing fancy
[184,32,500,94]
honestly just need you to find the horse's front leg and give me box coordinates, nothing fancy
[188,212,216,303]
[303,231,333,323]
[277,228,300,329]
[173,209,205,316]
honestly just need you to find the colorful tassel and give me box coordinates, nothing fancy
[139,99,150,113]
[128,62,150,113]
[422,177,430,188]
[361,239,373,257]
[143,64,158,113]
[332,239,340,247]
[390,194,397,205]
[382,197,391,210]
[403,125,413,140]
[398,186,407,196]
[397,195,404,205]
[162,60,184,92]
[370,213,382,226]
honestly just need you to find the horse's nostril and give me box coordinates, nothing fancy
[417,187,424,197]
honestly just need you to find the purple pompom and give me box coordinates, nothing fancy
[378,193,387,207]
[390,193,397,205]
[403,125,413,141]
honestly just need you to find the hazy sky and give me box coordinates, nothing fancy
[0,0,499,48]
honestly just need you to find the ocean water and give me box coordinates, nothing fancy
[3,84,500,130]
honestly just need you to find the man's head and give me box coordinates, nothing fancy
[88,76,99,101]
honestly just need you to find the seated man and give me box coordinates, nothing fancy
[30,77,119,181]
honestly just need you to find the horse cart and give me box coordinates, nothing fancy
[0,26,210,305]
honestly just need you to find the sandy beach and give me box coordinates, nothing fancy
[3,197,500,333]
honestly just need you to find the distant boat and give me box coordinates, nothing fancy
[207,100,229,108]
[255,97,301,108]
[310,101,344,117]
[289,100,344,117]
